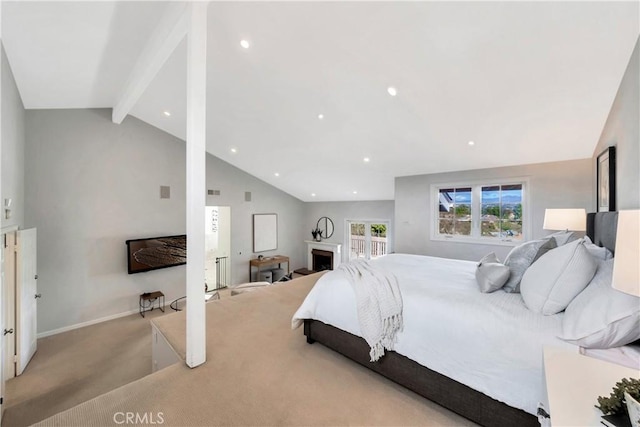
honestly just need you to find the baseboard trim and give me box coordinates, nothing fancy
[37,308,140,338]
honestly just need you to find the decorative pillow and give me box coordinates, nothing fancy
[546,230,577,246]
[503,238,557,293]
[560,258,640,348]
[582,236,614,260]
[520,238,597,315]
[476,253,510,293]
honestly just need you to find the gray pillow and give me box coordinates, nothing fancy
[520,238,597,315]
[503,238,557,293]
[583,236,614,260]
[546,230,577,246]
[476,253,510,293]
[560,258,640,348]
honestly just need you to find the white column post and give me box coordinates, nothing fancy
[185,1,208,368]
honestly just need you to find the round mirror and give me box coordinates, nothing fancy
[316,217,334,239]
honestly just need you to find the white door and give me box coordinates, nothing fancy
[2,232,16,380]
[16,228,37,375]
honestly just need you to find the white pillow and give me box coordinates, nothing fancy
[560,258,640,348]
[583,236,614,260]
[476,253,510,293]
[520,238,597,315]
[503,238,557,293]
[546,230,577,246]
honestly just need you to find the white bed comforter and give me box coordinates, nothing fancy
[292,253,575,415]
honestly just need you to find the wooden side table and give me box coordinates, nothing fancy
[139,291,165,318]
[249,255,290,282]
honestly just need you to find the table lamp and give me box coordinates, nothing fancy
[543,209,587,232]
[612,210,640,297]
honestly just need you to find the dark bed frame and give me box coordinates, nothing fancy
[303,212,618,427]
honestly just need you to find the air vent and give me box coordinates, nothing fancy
[160,186,170,199]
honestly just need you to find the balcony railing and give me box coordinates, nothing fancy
[350,235,387,258]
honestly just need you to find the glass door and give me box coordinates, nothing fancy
[347,221,389,261]
[349,222,366,260]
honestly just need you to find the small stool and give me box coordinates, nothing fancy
[139,291,165,318]
[294,268,315,276]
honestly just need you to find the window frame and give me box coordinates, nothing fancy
[430,178,531,246]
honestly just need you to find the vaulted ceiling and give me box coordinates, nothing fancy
[3,1,638,201]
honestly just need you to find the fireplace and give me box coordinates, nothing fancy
[306,240,341,271]
[312,249,334,271]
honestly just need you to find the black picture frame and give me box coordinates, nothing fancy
[125,234,187,274]
[596,146,616,212]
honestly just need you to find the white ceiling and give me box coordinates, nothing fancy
[3,1,639,202]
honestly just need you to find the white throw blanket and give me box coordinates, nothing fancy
[338,259,403,362]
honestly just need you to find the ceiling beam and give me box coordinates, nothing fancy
[111,2,189,124]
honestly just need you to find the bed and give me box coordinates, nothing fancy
[293,212,621,427]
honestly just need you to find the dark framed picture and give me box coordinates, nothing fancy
[596,146,616,212]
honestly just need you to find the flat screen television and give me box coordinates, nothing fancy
[125,234,186,274]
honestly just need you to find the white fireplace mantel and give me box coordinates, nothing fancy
[305,240,342,270]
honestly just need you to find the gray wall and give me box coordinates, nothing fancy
[593,37,639,210]
[394,159,592,261]
[305,201,395,263]
[25,109,305,334]
[205,155,307,283]
[1,46,25,229]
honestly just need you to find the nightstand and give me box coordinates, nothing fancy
[139,291,165,318]
[544,346,640,426]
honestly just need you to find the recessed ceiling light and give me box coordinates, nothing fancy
[318,114,324,120]
[240,40,250,49]
[163,111,171,117]
[353,190,358,194]
[230,148,237,154]
[387,86,397,96]
[468,141,475,146]
[274,172,280,177]
[311,193,316,197]
[363,157,370,163]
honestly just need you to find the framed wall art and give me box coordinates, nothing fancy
[596,146,616,212]
[253,213,278,252]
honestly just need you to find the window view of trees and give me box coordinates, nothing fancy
[349,222,388,260]
[481,184,523,240]
[438,187,472,236]
[437,182,525,241]
[350,223,387,237]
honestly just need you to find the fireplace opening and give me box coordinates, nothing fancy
[312,249,334,271]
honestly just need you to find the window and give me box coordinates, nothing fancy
[433,180,527,244]
[480,184,523,240]
[347,220,390,260]
[438,187,472,236]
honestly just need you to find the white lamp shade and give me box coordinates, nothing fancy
[612,210,640,297]
[543,209,587,231]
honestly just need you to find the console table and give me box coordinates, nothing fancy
[249,255,289,282]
